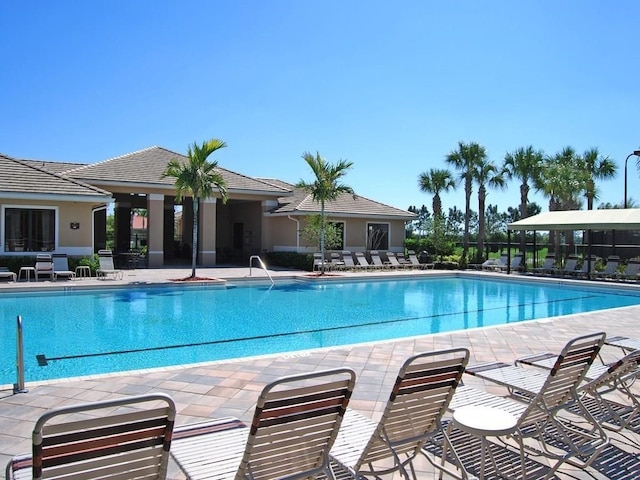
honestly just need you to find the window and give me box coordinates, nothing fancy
[367,223,389,250]
[4,207,56,252]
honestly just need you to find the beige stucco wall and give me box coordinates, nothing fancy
[1,198,100,256]
[264,215,408,252]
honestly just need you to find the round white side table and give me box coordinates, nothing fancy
[453,405,518,480]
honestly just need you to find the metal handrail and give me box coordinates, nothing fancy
[249,255,274,285]
[14,315,28,394]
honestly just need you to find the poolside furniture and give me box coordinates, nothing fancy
[170,368,356,480]
[407,250,434,270]
[52,253,76,280]
[385,251,410,269]
[571,254,598,279]
[0,267,16,282]
[369,250,387,269]
[355,251,373,269]
[75,264,92,278]
[551,254,580,276]
[97,249,124,280]
[531,253,555,275]
[613,259,640,282]
[341,250,356,270]
[497,252,523,273]
[329,251,344,270]
[331,348,474,480]
[34,253,54,281]
[453,332,608,478]
[591,255,620,280]
[17,266,35,282]
[5,393,176,480]
[312,252,328,272]
[514,347,640,434]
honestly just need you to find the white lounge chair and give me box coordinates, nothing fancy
[331,348,474,480]
[34,253,54,281]
[97,249,124,280]
[456,332,609,478]
[171,368,356,480]
[0,267,16,282]
[6,393,176,480]
[52,253,76,280]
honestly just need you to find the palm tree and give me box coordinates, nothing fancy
[445,141,486,262]
[472,158,505,261]
[536,147,585,255]
[163,139,228,278]
[580,147,617,210]
[417,168,456,218]
[297,152,354,274]
[503,146,544,253]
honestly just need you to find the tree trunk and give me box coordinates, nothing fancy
[463,176,472,260]
[191,197,199,278]
[477,187,486,262]
[519,183,529,253]
[320,201,326,274]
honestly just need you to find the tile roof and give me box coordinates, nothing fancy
[255,178,415,219]
[0,153,112,200]
[19,159,88,174]
[67,146,290,195]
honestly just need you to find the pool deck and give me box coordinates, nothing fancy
[0,266,638,479]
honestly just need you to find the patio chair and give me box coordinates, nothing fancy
[52,253,76,280]
[613,258,640,282]
[0,267,16,282]
[551,254,580,276]
[34,253,54,281]
[450,332,608,479]
[531,253,555,275]
[313,252,328,272]
[489,345,640,434]
[407,250,434,270]
[341,251,356,270]
[571,254,598,279]
[6,393,176,480]
[369,250,387,269]
[97,249,124,280]
[497,252,523,273]
[329,251,345,271]
[330,348,475,480]
[591,255,620,280]
[171,368,356,480]
[354,251,374,269]
[385,251,410,269]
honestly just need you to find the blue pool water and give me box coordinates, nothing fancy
[1,277,640,385]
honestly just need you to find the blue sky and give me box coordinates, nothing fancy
[1,1,638,214]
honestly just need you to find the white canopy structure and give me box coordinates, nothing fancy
[508,209,640,231]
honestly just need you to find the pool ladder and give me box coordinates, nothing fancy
[249,255,274,285]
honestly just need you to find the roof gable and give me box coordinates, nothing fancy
[68,146,290,195]
[0,153,112,199]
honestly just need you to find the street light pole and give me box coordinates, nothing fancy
[623,150,640,208]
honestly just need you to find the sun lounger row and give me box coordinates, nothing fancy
[8,333,638,480]
[314,250,435,272]
[531,254,640,281]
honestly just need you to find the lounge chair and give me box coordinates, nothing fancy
[6,393,176,480]
[329,251,344,271]
[0,267,16,282]
[571,254,598,278]
[450,332,608,479]
[34,253,54,281]
[313,252,328,272]
[497,252,523,273]
[490,253,509,271]
[551,254,580,276]
[170,368,356,480]
[331,348,474,480]
[591,255,621,280]
[369,250,387,269]
[514,347,640,433]
[355,251,373,269]
[97,249,124,280]
[531,253,555,275]
[613,259,640,282]
[407,250,434,270]
[341,251,356,270]
[385,251,410,269]
[52,253,76,280]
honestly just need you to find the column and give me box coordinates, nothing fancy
[200,197,217,266]
[147,194,164,267]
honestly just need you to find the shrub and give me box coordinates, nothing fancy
[264,251,313,271]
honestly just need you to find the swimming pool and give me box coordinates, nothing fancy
[2,276,640,385]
